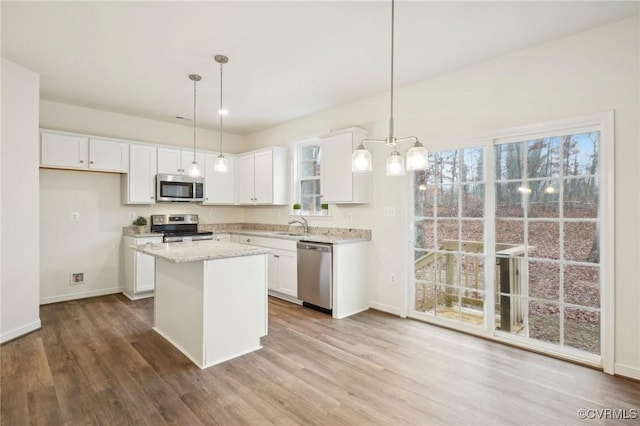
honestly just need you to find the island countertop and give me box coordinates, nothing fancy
[133,240,270,263]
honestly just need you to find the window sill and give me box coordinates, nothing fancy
[290,211,331,218]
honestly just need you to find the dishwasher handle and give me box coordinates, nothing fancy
[297,241,332,253]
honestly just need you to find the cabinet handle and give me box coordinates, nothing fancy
[79,160,84,164]
[274,255,280,258]
[90,161,94,164]
[246,238,251,243]
[150,196,154,199]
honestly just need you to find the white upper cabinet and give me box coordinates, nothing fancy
[321,128,370,204]
[204,153,237,205]
[238,153,256,204]
[122,144,157,204]
[238,147,288,205]
[89,138,129,172]
[157,147,182,174]
[158,147,206,175]
[41,132,89,169]
[41,131,128,173]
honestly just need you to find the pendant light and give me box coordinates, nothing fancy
[188,74,202,178]
[351,0,429,175]
[213,55,229,173]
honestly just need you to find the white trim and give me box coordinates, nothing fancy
[600,110,615,374]
[409,311,493,338]
[1,319,41,344]
[39,287,122,305]
[614,363,640,380]
[369,301,402,316]
[268,290,302,305]
[121,291,154,301]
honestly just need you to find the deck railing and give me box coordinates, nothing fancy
[415,240,526,331]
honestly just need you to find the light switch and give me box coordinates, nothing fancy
[71,211,80,221]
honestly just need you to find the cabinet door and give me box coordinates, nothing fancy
[135,251,156,292]
[181,150,206,176]
[277,250,298,297]
[253,150,273,204]
[127,144,157,204]
[89,138,129,172]
[267,252,279,291]
[230,234,240,244]
[321,133,353,203]
[41,132,88,169]
[237,154,256,204]
[157,148,182,174]
[204,154,236,204]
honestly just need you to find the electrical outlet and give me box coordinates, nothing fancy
[71,211,80,221]
[390,273,397,284]
[128,212,136,220]
[209,211,215,219]
[71,272,84,285]
[384,206,396,216]
[347,213,353,222]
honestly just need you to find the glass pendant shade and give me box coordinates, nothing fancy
[352,144,372,172]
[386,151,405,176]
[214,154,229,173]
[188,161,200,178]
[406,141,429,171]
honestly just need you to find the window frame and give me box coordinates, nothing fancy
[292,138,327,216]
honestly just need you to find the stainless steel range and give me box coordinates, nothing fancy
[150,214,213,243]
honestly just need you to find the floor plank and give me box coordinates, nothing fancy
[2,294,639,425]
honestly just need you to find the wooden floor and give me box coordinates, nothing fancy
[2,296,639,425]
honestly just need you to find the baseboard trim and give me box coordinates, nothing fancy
[615,363,640,380]
[369,302,401,316]
[1,319,42,344]
[40,287,122,305]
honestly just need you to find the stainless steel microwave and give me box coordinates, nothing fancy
[156,174,204,202]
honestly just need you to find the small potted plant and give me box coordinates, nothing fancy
[321,203,329,215]
[293,203,302,215]
[132,216,147,234]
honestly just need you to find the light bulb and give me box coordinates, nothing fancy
[544,186,555,194]
[214,155,229,173]
[188,161,200,177]
[518,186,531,194]
[386,151,405,176]
[218,109,228,116]
[352,144,372,172]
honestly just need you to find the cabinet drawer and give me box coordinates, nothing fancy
[234,234,297,251]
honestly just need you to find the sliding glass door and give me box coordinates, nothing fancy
[410,117,608,365]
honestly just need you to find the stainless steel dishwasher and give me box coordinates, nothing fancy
[297,241,333,314]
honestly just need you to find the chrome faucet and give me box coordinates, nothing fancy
[288,217,308,234]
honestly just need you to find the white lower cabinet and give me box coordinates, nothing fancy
[235,235,298,300]
[123,235,163,299]
[212,233,231,242]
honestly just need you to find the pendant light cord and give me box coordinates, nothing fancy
[388,0,395,144]
[219,62,223,154]
[193,77,197,158]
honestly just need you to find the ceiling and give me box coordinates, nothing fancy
[2,1,638,135]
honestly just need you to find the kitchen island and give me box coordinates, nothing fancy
[135,240,270,369]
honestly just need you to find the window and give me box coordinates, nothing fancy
[294,140,323,215]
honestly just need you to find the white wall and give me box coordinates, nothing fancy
[243,17,640,378]
[41,100,248,154]
[39,101,247,304]
[1,58,41,342]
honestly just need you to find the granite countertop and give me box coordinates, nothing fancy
[230,230,370,244]
[133,240,270,263]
